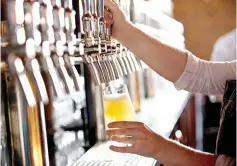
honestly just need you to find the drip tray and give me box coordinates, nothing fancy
[70,142,157,166]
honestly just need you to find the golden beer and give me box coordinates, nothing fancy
[103,84,136,125]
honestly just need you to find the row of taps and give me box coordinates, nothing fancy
[1,0,141,108]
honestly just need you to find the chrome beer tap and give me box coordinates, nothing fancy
[5,1,50,165]
[116,43,128,75]
[104,28,121,80]
[52,0,84,92]
[5,0,37,107]
[90,0,111,84]
[111,44,123,77]
[102,6,123,79]
[23,0,50,104]
[97,0,120,81]
[119,44,132,74]
[123,48,136,72]
[81,0,104,85]
[50,0,76,94]
[129,51,142,71]
[36,0,65,98]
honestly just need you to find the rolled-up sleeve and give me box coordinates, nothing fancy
[215,155,236,166]
[174,51,236,96]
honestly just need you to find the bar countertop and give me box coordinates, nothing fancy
[71,79,191,166]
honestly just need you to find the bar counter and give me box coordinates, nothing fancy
[71,79,191,166]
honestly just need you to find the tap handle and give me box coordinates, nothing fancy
[97,0,106,41]
[23,1,34,40]
[38,0,55,44]
[64,10,76,43]
[7,54,37,107]
[97,56,111,83]
[51,0,66,43]
[64,55,83,91]
[126,51,136,72]
[121,51,132,74]
[108,55,120,79]
[81,0,91,14]
[63,0,73,10]
[112,54,123,77]
[90,0,96,15]
[92,61,105,83]
[25,58,49,104]
[97,0,104,18]
[86,56,101,85]
[50,0,61,7]
[6,0,26,46]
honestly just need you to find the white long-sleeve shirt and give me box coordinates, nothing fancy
[174,52,236,96]
[174,52,236,165]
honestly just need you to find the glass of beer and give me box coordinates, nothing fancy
[103,84,136,126]
[103,84,136,148]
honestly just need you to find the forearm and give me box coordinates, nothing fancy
[116,22,188,82]
[156,137,218,166]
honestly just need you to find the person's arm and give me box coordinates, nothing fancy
[117,22,188,83]
[104,0,236,95]
[104,1,187,83]
[106,121,236,166]
[121,23,236,95]
[106,121,218,166]
[174,54,236,96]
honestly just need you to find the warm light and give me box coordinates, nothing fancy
[46,6,54,27]
[42,41,50,57]
[32,2,41,26]
[26,39,36,58]
[65,17,69,30]
[175,130,182,139]
[14,58,24,73]
[15,0,24,24]
[16,27,26,45]
[24,13,32,24]
[59,8,65,28]
[33,30,42,46]
[48,27,55,44]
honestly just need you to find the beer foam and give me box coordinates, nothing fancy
[103,93,129,101]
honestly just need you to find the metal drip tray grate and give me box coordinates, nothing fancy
[71,142,156,166]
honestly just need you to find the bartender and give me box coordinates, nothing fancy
[103,0,236,165]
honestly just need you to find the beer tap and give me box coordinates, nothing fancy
[98,0,122,82]
[116,43,128,75]
[36,0,65,98]
[90,0,111,84]
[129,51,142,71]
[5,0,37,107]
[50,0,76,94]
[23,0,50,104]
[102,5,131,77]
[63,1,84,91]
[79,0,107,84]
[111,44,123,77]
[81,0,105,85]
[119,44,132,74]
[123,48,136,72]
